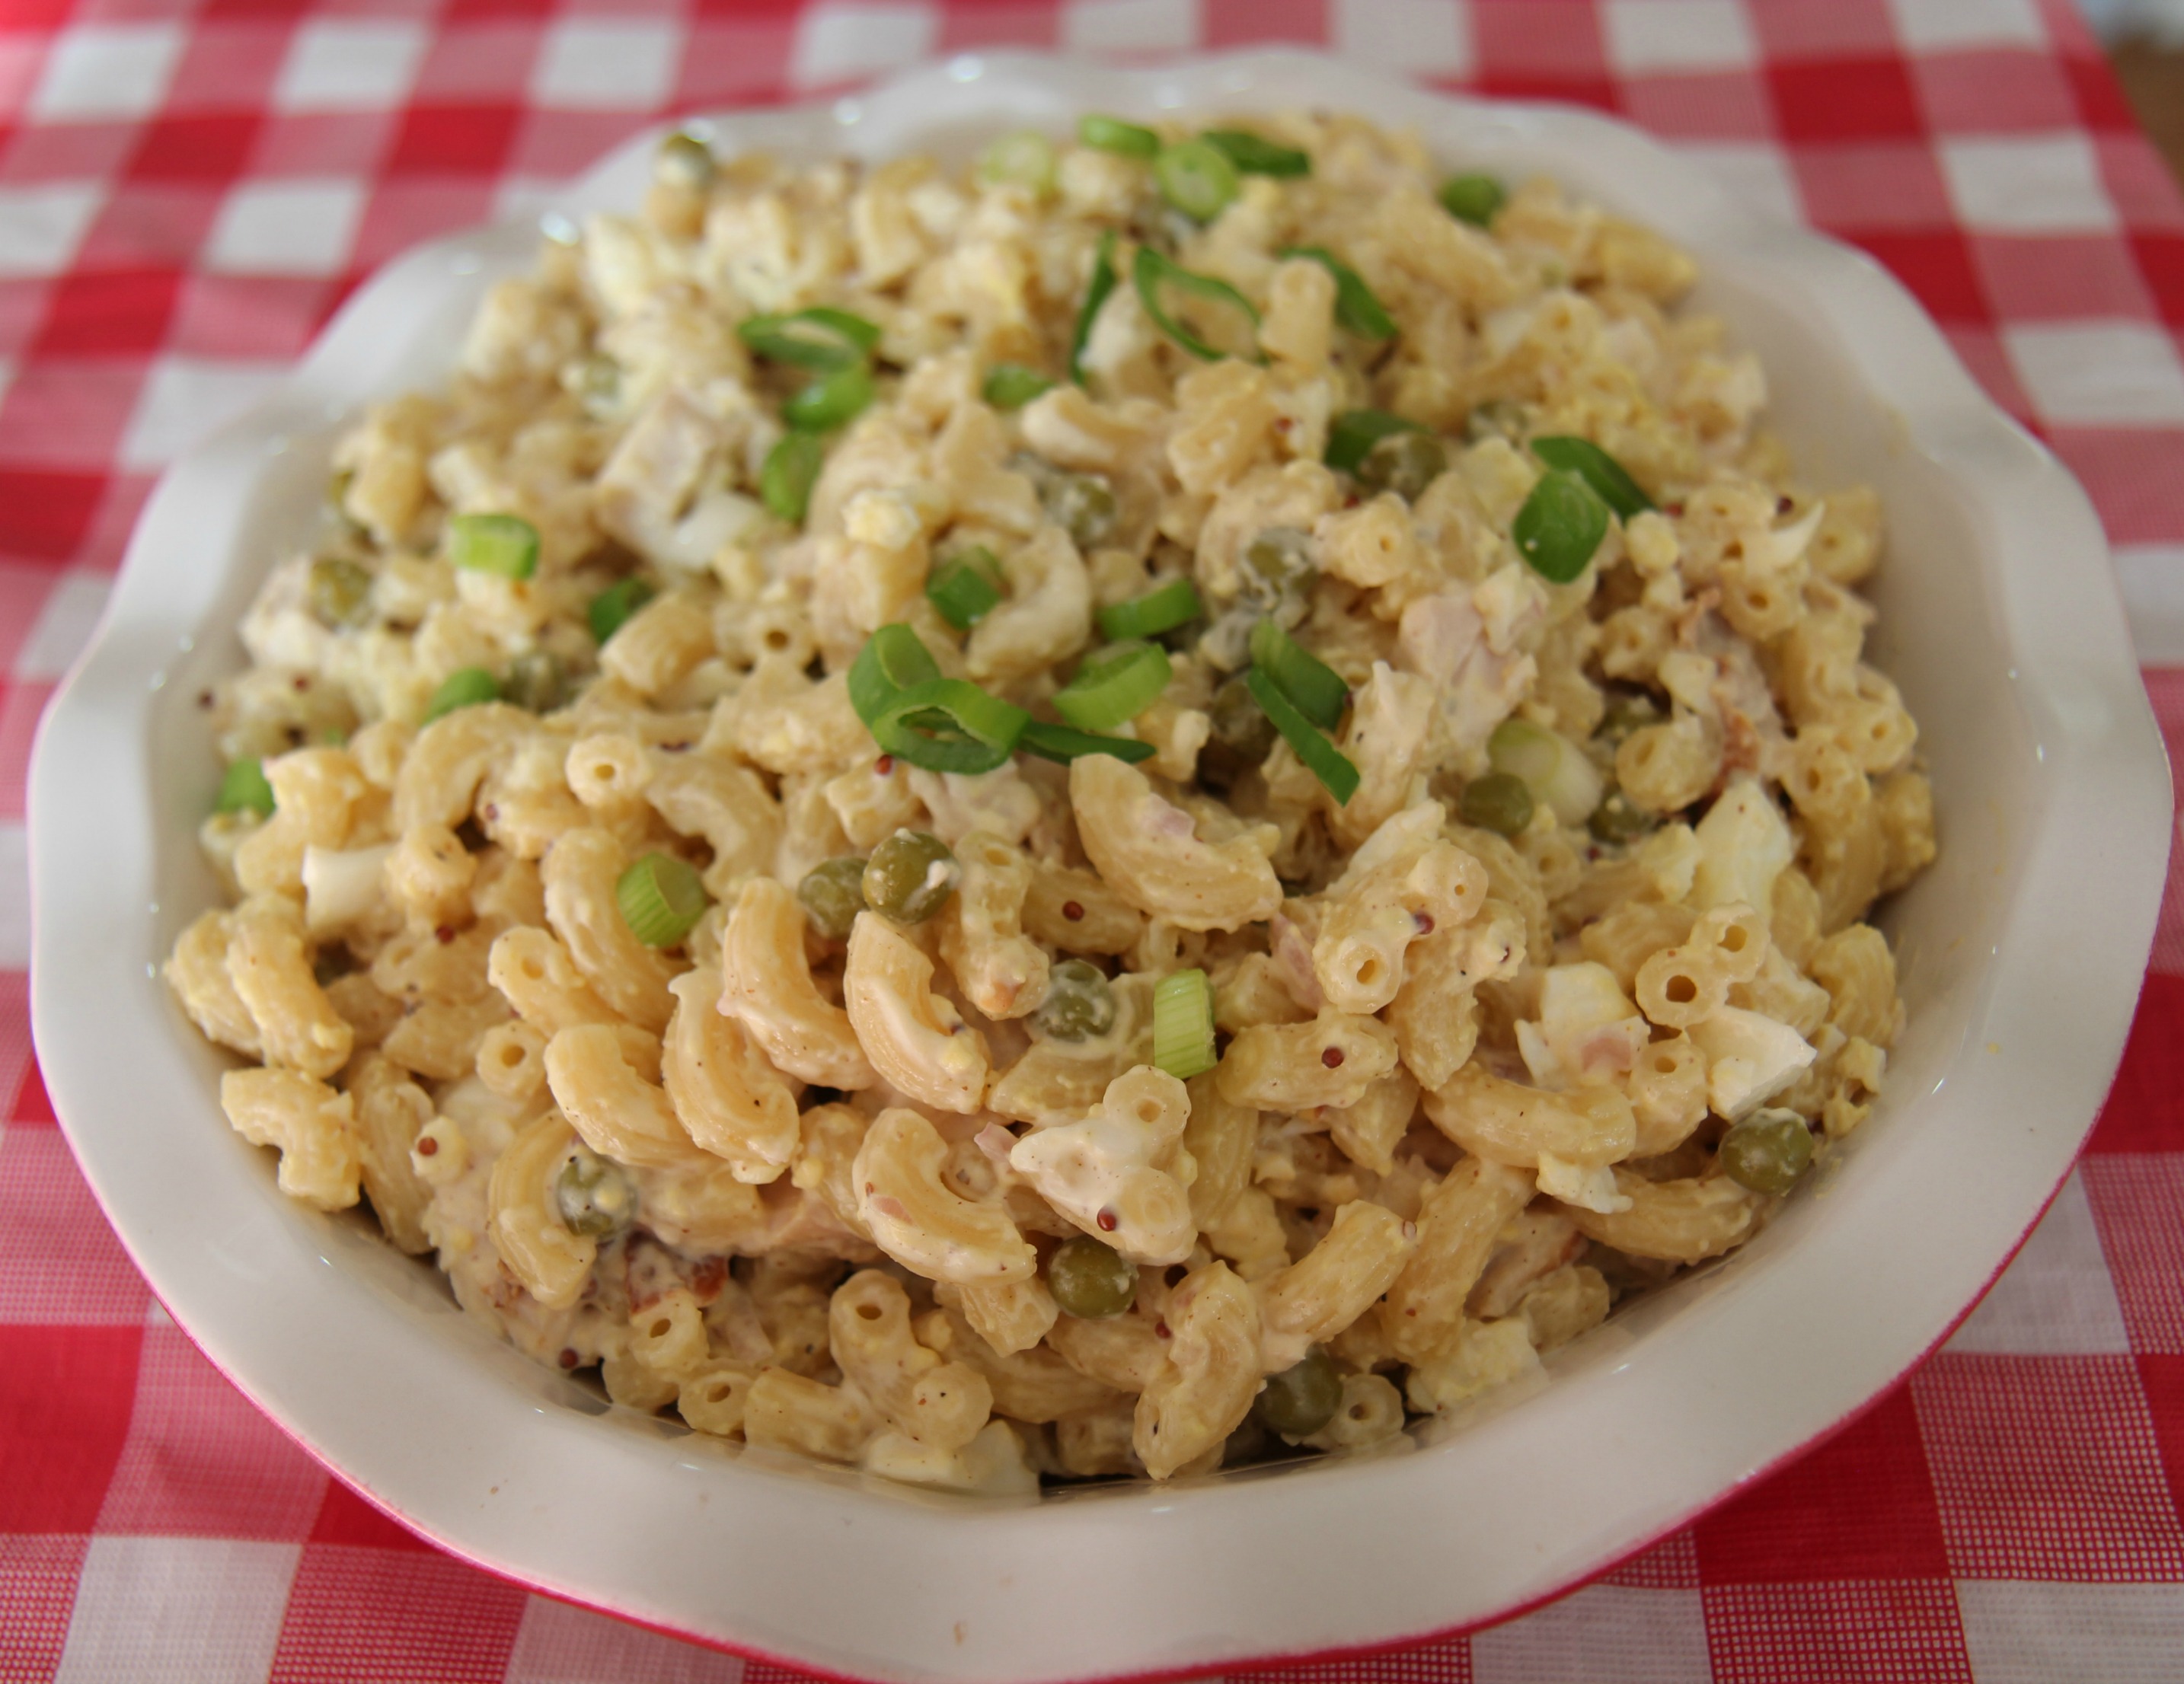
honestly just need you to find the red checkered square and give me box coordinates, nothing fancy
[2099,132,2184,234]
[1745,0,1899,61]
[13,1061,58,1127]
[247,110,398,178]
[267,1543,528,1684]
[308,1478,433,1552]
[1471,0,1611,95]
[161,18,292,117]
[384,101,522,176]
[1850,229,1991,324]
[0,1533,88,1684]
[0,678,60,812]
[166,273,330,359]
[0,118,139,183]
[1620,73,1775,141]
[349,179,498,270]
[1972,232,2159,321]
[2081,1154,2184,1353]
[1912,1352,2184,1581]
[934,5,1059,55]
[1601,1528,1701,1590]
[1791,140,1954,228]
[1695,1388,1951,1582]
[1203,0,1327,49]
[0,1125,151,1325]
[1911,48,2077,135]
[2139,1354,2184,1521]
[27,265,181,355]
[2045,426,2184,547]
[0,1325,142,1532]
[2136,232,2184,328]
[0,358,142,469]
[1700,1580,1974,1684]
[410,21,546,103]
[75,183,223,267]
[95,1323,330,1539]
[1768,57,1924,143]
[123,112,264,183]
[1249,1646,1470,1682]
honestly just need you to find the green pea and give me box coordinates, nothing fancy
[556,1146,637,1239]
[1461,770,1534,837]
[1044,471,1118,550]
[1720,1111,1815,1198]
[1355,429,1447,502]
[1034,958,1117,1042]
[797,856,869,941]
[1438,172,1505,228]
[1240,527,1316,601]
[1046,1234,1137,1319]
[504,649,567,714]
[656,131,715,192]
[1208,674,1277,763]
[308,556,373,628]
[1587,786,1652,846]
[862,829,959,923]
[1256,1347,1342,1438]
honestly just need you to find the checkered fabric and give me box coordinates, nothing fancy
[2,0,2182,1679]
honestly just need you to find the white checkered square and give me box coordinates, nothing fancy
[1601,0,1759,73]
[790,4,944,89]
[0,822,24,971]
[1060,0,1202,54]
[1940,134,2117,233]
[1331,0,1474,77]
[1888,0,2046,53]
[274,21,429,113]
[13,571,109,685]
[505,1595,746,1683]
[1946,1171,2133,1356]
[120,359,286,470]
[28,23,184,122]
[1473,1584,1710,1683]
[1680,142,1805,223]
[532,19,682,111]
[53,1537,299,1684]
[204,181,366,276]
[2112,544,2184,668]
[1958,1582,2184,1684]
[0,185,103,279]
[2004,322,2184,425]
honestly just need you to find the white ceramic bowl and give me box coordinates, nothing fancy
[30,49,2172,1684]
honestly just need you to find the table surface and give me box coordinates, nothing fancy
[4,2,2183,1680]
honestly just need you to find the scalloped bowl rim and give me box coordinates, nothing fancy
[27,49,2171,1684]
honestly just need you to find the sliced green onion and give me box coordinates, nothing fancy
[782,361,874,432]
[736,307,880,372]
[868,678,1030,775]
[1245,666,1359,805]
[1513,467,1611,585]
[982,363,1054,410]
[216,757,274,818]
[1438,172,1505,228]
[589,578,655,645]
[1070,231,1119,385]
[616,852,709,948]
[1054,642,1171,731]
[1079,113,1161,158]
[1097,577,1202,641]
[447,512,539,580]
[1279,245,1395,340]
[1132,247,1260,364]
[1488,717,1604,826]
[1325,408,1428,474]
[1247,619,1346,732]
[978,129,1058,195]
[760,431,825,525]
[423,666,500,724]
[926,549,1004,630]
[1531,435,1654,520]
[1017,719,1158,764]
[848,623,944,726]
[1153,139,1240,222]
[1201,129,1310,178]
[1152,968,1218,1080]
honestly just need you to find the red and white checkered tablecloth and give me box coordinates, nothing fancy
[3,0,2182,1679]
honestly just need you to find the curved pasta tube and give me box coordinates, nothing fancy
[1423,1064,1637,1169]
[721,878,874,1090]
[219,1067,360,1211]
[1322,1067,1420,1178]
[487,1113,595,1309]
[921,1305,1126,1421]
[544,1022,703,1169]
[225,894,353,1080]
[952,1277,1058,1358]
[392,701,532,832]
[541,828,676,1032]
[852,1108,1036,1285]
[936,830,1049,1021]
[744,1367,883,1464]
[1215,1009,1400,1112]
[488,926,618,1035]
[1558,1171,1768,1263]
[1183,1072,1258,1229]
[1007,1065,1196,1266]
[966,522,1093,684]
[1256,1200,1417,1372]
[1133,1261,1262,1480]
[829,1270,995,1451]
[165,908,261,1058]
[1071,754,1282,933]
[844,912,990,1115]
[1314,829,1490,1016]
[1383,1156,1535,1366]
[1046,1302,1172,1394]
[661,966,799,1182]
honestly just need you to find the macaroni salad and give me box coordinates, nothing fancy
[165,112,1934,1491]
